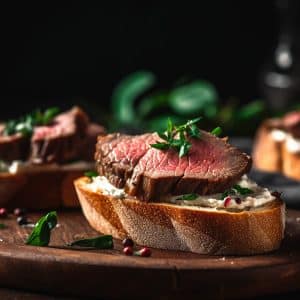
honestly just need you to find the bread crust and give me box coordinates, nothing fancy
[282,146,300,180]
[253,121,282,172]
[74,177,285,255]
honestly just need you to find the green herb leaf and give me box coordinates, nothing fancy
[68,235,113,249]
[211,126,222,137]
[26,211,57,247]
[3,107,60,137]
[169,81,218,117]
[150,117,202,157]
[176,193,198,200]
[233,184,253,195]
[179,141,191,157]
[188,124,201,139]
[42,107,60,124]
[150,142,170,150]
[84,171,98,178]
[0,223,6,229]
[167,118,173,139]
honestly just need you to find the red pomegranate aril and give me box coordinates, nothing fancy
[13,208,26,217]
[235,197,242,204]
[224,197,231,207]
[123,246,133,256]
[0,208,8,218]
[139,247,152,257]
[122,238,134,248]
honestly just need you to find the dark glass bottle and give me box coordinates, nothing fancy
[260,0,300,111]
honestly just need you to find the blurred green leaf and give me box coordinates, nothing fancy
[169,80,218,117]
[112,71,156,125]
[236,100,265,121]
[137,91,169,119]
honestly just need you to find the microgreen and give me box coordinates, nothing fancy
[176,193,198,200]
[221,184,253,199]
[84,171,98,178]
[3,107,60,137]
[68,235,113,249]
[0,223,6,229]
[233,184,253,195]
[211,126,222,137]
[150,117,202,157]
[26,211,57,247]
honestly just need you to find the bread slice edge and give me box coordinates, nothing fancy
[74,177,286,255]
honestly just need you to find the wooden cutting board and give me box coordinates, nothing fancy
[0,209,299,300]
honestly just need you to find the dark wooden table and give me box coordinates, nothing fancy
[0,209,299,299]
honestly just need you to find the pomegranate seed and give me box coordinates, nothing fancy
[122,238,134,248]
[137,247,152,257]
[0,208,8,218]
[13,208,26,217]
[235,197,242,204]
[123,246,133,256]
[224,197,231,207]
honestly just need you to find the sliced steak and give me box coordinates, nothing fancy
[30,106,89,163]
[0,124,30,161]
[95,131,251,201]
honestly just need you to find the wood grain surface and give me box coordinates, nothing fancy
[0,209,299,299]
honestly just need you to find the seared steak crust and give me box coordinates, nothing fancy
[0,125,30,161]
[95,131,252,201]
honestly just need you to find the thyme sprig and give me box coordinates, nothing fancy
[150,117,202,157]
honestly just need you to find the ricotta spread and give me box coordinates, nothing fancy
[87,175,276,210]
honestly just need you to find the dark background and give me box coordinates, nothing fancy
[1,2,279,119]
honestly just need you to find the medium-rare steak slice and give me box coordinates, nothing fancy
[0,124,30,161]
[30,106,89,163]
[95,131,251,201]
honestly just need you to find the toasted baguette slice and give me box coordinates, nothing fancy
[74,177,285,255]
[282,146,300,180]
[0,162,94,210]
[253,120,283,173]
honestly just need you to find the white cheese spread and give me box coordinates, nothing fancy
[87,175,276,210]
[271,129,286,142]
[0,160,94,174]
[286,135,300,153]
[270,130,300,153]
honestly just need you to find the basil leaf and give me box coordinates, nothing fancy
[68,235,113,249]
[26,211,57,247]
[211,126,222,137]
[0,224,6,229]
[84,171,98,178]
[176,193,198,200]
[233,184,253,195]
[150,142,170,150]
